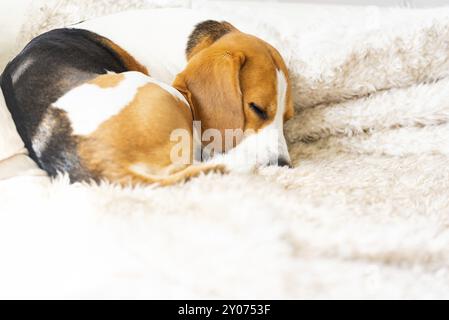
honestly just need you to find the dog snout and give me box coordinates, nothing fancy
[277,157,292,168]
[269,156,292,168]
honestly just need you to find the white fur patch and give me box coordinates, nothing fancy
[32,110,58,158]
[11,57,34,84]
[270,68,290,163]
[53,71,189,136]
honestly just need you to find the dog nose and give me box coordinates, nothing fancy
[276,157,292,168]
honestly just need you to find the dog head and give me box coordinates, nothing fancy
[173,20,294,168]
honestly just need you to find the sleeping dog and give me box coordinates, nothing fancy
[0,21,294,185]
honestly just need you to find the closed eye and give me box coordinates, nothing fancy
[249,102,268,120]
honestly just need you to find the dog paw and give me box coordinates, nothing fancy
[202,164,228,175]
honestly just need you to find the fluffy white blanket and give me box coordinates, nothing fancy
[2,0,449,299]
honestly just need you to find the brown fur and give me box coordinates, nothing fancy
[88,73,125,88]
[78,79,224,186]
[98,37,149,75]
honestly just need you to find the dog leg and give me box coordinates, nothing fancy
[126,163,227,186]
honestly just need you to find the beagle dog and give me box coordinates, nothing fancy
[0,20,293,185]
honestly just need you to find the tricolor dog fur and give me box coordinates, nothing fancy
[0,21,294,186]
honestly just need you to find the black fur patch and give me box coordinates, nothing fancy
[186,20,234,58]
[0,28,135,182]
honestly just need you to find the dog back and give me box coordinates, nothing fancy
[0,28,147,182]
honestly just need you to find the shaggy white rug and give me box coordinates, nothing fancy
[2,0,449,299]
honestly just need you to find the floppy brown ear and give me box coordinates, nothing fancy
[173,51,246,145]
[186,20,238,60]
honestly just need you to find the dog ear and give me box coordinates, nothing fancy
[173,50,246,147]
[186,20,238,60]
